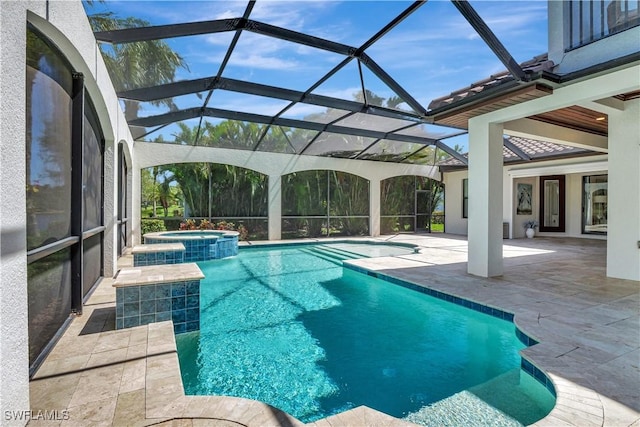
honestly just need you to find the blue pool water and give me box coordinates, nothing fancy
[176,245,554,425]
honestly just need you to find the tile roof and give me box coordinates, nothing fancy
[438,135,597,168]
[428,54,554,111]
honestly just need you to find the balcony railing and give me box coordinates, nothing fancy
[568,0,640,50]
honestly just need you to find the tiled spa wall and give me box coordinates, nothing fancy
[133,249,185,267]
[116,280,200,334]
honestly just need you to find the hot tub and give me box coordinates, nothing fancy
[144,230,239,261]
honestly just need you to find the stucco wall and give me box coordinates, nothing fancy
[443,170,468,235]
[134,142,439,181]
[1,3,35,423]
[443,157,610,240]
[548,0,640,74]
[0,1,132,423]
[133,142,441,242]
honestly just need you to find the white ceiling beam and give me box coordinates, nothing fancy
[580,97,626,115]
[504,118,608,153]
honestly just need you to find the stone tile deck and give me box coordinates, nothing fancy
[29,235,639,426]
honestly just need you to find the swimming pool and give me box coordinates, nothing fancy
[176,244,554,425]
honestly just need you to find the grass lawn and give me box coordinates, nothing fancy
[431,223,444,232]
[141,204,182,218]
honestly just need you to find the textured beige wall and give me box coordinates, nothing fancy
[0,2,133,423]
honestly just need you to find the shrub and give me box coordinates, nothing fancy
[178,218,250,241]
[141,219,166,235]
[179,219,197,230]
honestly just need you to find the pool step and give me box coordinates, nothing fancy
[300,247,344,265]
[300,245,365,266]
[404,390,521,427]
[315,245,364,260]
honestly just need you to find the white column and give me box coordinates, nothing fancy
[103,141,116,277]
[126,154,133,248]
[268,175,282,240]
[369,179,381,237]
[467,119,504,277]
[607,98,640,280]
[131,164,142,245]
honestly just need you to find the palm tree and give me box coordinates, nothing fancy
[86,9,188,138]
[158,174,177,217]
[151,166,160,217]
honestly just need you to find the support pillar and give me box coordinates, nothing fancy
[369,179,381,237]
[103,141,116,277]
[607,99,640,280]
[131,164,142,245]
[467,120,504,277]
[268,175,282,240]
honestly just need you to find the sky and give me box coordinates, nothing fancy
[84,0,549,151]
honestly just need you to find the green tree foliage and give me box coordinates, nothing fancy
[140,219,166,235]
[140,168,155,211]
[87,9,188,137]
[280,170,370,238]
[170,163,210,217]
[282,170,328,237]
[158,173,178,217]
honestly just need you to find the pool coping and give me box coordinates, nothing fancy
[144,230,240,240]
[131,243,186,254]
[113,263,204,287]
[239,237,420,251]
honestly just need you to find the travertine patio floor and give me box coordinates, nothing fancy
[28,235,639,426]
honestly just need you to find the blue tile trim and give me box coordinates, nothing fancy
[344,263,519,322]
[115,280,200,334]
[516,327,539,346]
[133,250,185,267]
[238,239,419,252]
[521,358,557,397]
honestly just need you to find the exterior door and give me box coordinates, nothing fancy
[539,175,565,232]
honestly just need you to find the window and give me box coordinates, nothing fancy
[118,144,129,255]
[583,175,608,234]
[462,179,469,219]
[567,0,640,50]
[26,27,104,372]
[26,28,75,367]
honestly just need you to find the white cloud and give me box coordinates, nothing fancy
[280,103,327,119]
[211,93,290,116]
[228,53,300,70]
[311,86,362,100]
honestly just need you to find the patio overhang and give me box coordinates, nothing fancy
[427,82,554,129]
